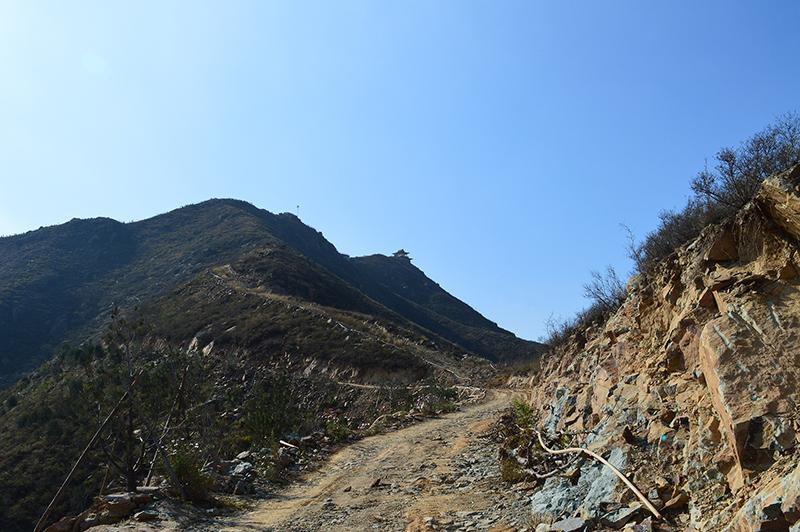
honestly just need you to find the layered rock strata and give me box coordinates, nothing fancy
[514,164,800,531]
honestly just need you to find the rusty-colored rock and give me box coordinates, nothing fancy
[662,491,689,511]
[706,231,739,262]
[506,166,800,530]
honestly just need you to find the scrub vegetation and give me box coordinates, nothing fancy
[544,112,800,351]
[0,293,469,531]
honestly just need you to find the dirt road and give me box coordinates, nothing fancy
[209,389,533,532]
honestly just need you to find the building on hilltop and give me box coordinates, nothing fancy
[393,249,411,260]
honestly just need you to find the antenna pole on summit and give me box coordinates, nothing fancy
[297,205,300,217]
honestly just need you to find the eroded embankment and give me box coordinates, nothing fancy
[508,165,800,531]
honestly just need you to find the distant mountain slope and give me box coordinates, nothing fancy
[0,217,136,379]
[350,254,539,362]
[0,201,280,383]
[0,199,541,385]
[352,254,497,330]
[138,246,473,382]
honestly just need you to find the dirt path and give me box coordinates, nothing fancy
[205,389,534,532]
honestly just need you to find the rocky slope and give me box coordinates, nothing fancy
[509,164,800,531]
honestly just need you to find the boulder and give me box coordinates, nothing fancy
[131,492,154,505]
[758,170,800,241]
[598,504,642,529]
[234,480,250,495]
[662,491,689,511]
[551,517,593,532]
[278,447,295,467]
[705,230,739,262]
[530,446,627,521]
[723,461,800,531]
[136,485,163,497]
[285,433,302,447]
[134,509,161,521]
[626,517,653,532]
[230,461,253,475]
[699,300,798,491]
[102,493,137,517]
[43,516,74,532]
[78,513,100,531]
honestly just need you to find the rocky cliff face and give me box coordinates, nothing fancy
[511,164,800,531]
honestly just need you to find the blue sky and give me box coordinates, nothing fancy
[1,2,798,342]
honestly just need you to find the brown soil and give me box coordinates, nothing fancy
[211,389,524,532]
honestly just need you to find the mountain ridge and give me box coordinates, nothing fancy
[0,198,541,386]
[0,199,514,530]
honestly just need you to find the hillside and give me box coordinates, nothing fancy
[505,164,800,530]
[0,236,499,530]
[0,199,541,386]
[139,244,493,383]
[0,201,279,384]
[0,199,540,530]
[351,254,536,362]
[7,175,800,531]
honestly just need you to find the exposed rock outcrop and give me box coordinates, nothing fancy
[43,491,159,532]
[513,164,800,531]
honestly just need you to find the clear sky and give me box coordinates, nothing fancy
[1,2,798,342]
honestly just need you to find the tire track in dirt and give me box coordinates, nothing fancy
[211,389,528,532]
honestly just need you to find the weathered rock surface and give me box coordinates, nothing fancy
[43,490,161,532]
[550,517,594,531]
[510,165,800,532]
[529,445,628,520]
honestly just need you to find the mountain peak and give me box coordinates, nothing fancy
[0,200,541,386]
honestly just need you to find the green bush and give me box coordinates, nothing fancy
[511,398,535,428]
[500,457,527,483]
[242,372,300,447]
[321,409,349,442]
[170,450,212,502]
